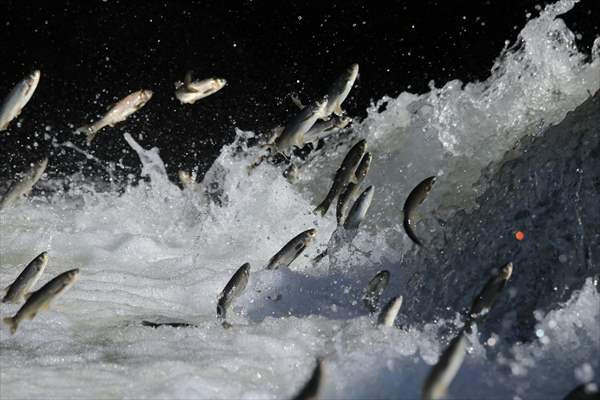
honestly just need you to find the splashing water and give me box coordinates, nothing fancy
[1,1,599,398]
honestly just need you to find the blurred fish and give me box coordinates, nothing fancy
[291,358,324,400]
[175,71,226,104]
[563,383,599,400]
[217,263,250,323]
[141,320,197,328]
[344,185,374,230]
[421,331,467,400]
[403,176,437,247]
[3,269,79,334]
[178,170,195,189]
[377,295,403,327]
[75,89,153,144]
[304,115,352,146]
[0,70,40,131]
[362,270,390,313]
[323,64,359,118]
[270,99,328,157]
[284,163,300,184]
[2,252,49,304]
[336,152,372,225]
[314,139,367,216]
[266,229,317,270]
[0,157,48,210]
[465,262,513,331]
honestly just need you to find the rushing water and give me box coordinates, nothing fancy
[1,1,599,399]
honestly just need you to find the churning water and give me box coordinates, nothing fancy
[1,1,599,398]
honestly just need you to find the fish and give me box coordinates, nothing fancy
[314,139,367,216]
[304,116,352,146]
[270,99,328,157]
[75,89,153,144]
[141,320,197,328]
[362,270,390,313]
[178,170,195,189]
[291,358,324,400]
[266,229,317,270]
[563,383,599,400]
[421,331,467,400]
[2,252,49,304]
[0,70,41,131]
[344,185,374,230]
[284,163,300,184]
[323,64,359,118]
[336,152,372,225]
[403,176,437,247]
[217,263,251,322]
[377,295,403,327]
[0,157,48,211]
[175,71,226,104]
[3,268,79,334]
[465,262,513,331]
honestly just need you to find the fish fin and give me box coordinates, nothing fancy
[290,93,305,109]
[184,71,194,90]
[3,317,17,334]
[334,104,344,116]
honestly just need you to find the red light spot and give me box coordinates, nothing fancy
[515,231,525,241]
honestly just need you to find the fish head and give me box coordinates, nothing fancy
[500,262,513,280]
[214,78,227,89]
[305,228,317,241]
[27,70,41,86]
[36,252,49,268]
[240,262,251,275]
[140,90,154,103]
[65,268,80,283]
[425,176,437,192]
[346,64,359,82]
[355,139,368,154]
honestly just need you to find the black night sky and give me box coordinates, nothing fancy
[0,0,598,183]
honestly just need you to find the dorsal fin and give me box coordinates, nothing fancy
[184,71,194,91]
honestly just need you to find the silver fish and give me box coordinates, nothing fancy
[175,71,226,104]
[421,331,467,400]
[403,176,437,247]
[344,185,374,230]
[2,252,49,304]
[314,139,367,216]
[3,268,79,334]
[362,270,390,313]
[142,320,197,329]
[563,383,599,400]
[465,262,513,330]
[292,358,324,400]
[323,64,359,118]
[377,295,403,327]
[266,229,316,270]
[284,163,300,184]
[0,157,48,211]
[178,170,195,189]
[336,152,372,225]
[0,70,41,131]
[304,116,352,146]
[217,263,250,321]
[270,99,328,157]
[75,89,153,144]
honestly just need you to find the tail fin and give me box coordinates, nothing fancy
[313,199,330,216]
[3,316,17,334]
[75,125,96,145]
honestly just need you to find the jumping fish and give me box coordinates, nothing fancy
[377,295,403,327]
[0,157,48,211]
[421,331,467,400]
[465,262,513,331]
[141,320,197,329]
[403,176,437,247]
[217,263,250,323]
[323,64,359,118]
[344,185,374,230]
[178,170,195,189]
[266,229,316,270]
[2,252,49,304]
[362,270,390,313]
[175,71,226,104]
[270,99,328,157]
[336,152,372,225]
[75,89,153,144]
[3,269,80,334]
[304,116,352,146]
[292,358,324,400]
[314,139,367,216]
[0,70,41,131]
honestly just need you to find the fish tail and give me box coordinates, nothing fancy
[75,125,96,145]
[403,217,423,247]
[3,316,17,334]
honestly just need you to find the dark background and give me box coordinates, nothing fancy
[0,0,598,183]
